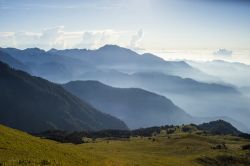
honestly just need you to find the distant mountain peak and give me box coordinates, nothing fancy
[47,48,58,53]
[97,44,137,55]
[98,44,122,50]
[22,47,46,55]
[24,47,45,52]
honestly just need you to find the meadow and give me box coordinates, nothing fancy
[0,124,250,166]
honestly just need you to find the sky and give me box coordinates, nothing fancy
[0,0,250,63]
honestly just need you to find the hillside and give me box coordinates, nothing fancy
[0,124,95,165]
[63,80,195,129]
[1,123,250,166]
[0,61,127,132]
[198,120,241,135]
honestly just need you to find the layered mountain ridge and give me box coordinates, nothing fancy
[0,61,128,132]
[63,80,195,129]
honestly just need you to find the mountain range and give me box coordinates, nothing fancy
[1,45,250,132]
[0,45,218,83]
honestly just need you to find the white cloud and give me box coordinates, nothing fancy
[78,30,123,49]
[0,27,142,50]
[39,26,65,48]
[35,26,82,49]
[0,27,68,49]
[129,29,144,49]
[213,48,233,56]
[0,32,15,47]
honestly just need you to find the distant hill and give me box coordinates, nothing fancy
[0,61,127,132]
[34,119,248,144]
[1,122,250,166]
[63,80,195,129]
[198,120,241,135]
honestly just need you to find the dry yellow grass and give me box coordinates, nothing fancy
[0,124,249,166]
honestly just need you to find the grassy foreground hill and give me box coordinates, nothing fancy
[1,124,250,166]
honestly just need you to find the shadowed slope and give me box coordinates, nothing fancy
[0,61,128,132]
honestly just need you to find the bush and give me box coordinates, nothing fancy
[211,143,227,150]
[242,144,250,150]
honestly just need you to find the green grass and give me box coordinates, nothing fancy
[0,125,250,166]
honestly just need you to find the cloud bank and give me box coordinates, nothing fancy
[0,27,143,50]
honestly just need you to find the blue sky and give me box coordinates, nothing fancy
[0,0,250,52]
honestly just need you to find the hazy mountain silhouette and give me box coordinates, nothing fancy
[79,70,237,94]
[0,50,30,73]
[78,70,250,132]
[63,80,195,129]
[0,61,128,132]
[48,45,217,82]
[1,45,218,83]
[0,47,95,83]
[188,60,250,87]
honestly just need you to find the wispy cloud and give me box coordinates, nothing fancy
[129,29,144,50]
[76,29,128,49]
[0,0,129,10]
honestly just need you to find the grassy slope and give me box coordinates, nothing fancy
[0,124,249,166]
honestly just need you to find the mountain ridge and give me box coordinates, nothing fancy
[63,80,195,129]
[0,61,128,132]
